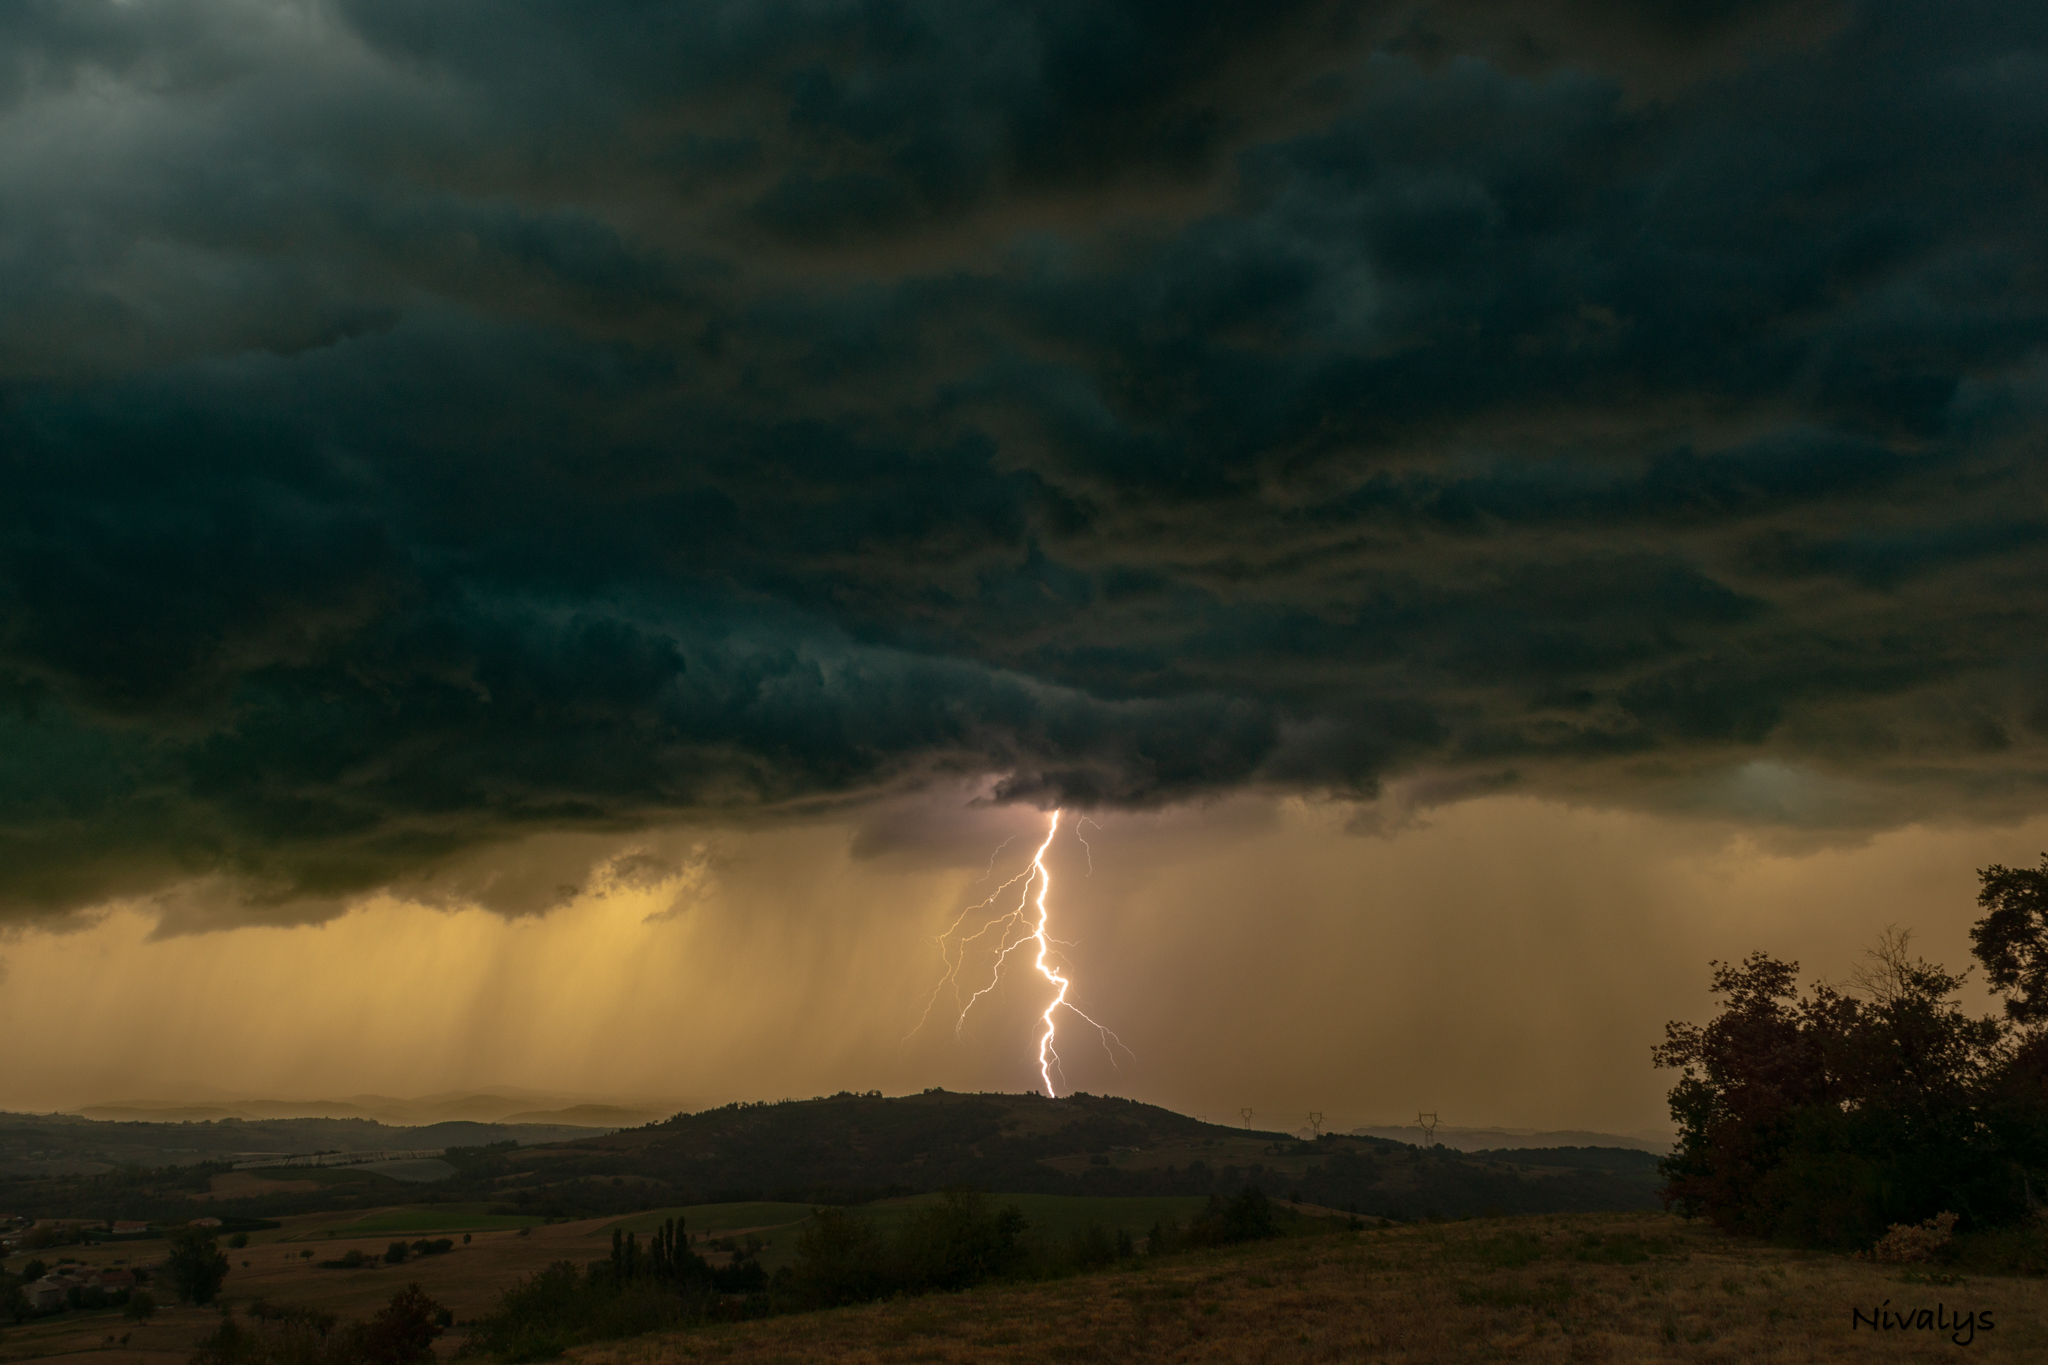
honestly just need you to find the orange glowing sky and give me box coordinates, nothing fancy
[7,793,2035,1134]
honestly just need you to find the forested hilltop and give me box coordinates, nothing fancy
[5,1091,1661,1227]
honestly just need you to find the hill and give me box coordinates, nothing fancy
[546,1090,1663,1219]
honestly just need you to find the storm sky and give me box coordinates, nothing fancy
[4,0,2047,1129]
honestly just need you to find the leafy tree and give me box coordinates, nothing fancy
[1657,898,2048,1247]
[1971,856,2048,1022]
[164,1226,230,1305]
[123,1289,156,1321]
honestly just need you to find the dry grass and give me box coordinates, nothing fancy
[10,1210,2041,1364]
[573,1211,2047,1364]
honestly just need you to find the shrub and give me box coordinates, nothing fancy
[1187,1187,1277,1246]
[786,1208,884,1307]
[1867,1211,1959,1264]
[124,1289,156,1321]
[360,1282,448,1365]
[385,1242,409,1265]
[247,1299,337,1332]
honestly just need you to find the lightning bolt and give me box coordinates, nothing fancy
[910,808,1130,1096]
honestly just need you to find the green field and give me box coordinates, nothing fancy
[301,1203,546,1237]
[864,1192,1214,1244]
[598,1202,818,1238]
[598,1194,1227,1272]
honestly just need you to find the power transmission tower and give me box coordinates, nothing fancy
[1306,1111,1324,1136]
[1240,1107,1254,1128]
[1416,1111,1439,1147]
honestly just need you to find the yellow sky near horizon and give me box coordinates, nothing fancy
[3,794,2038,1136]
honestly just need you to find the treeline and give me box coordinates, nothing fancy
[464,1189,1287,1361]
[1656,857,2048,1250]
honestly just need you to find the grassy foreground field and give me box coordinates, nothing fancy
[571,1211,2048,1364]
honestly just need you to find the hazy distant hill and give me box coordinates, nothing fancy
[0,1110,612,1178]
[71,1089,684,1128]
[500,1105,668,1127]
[1351,1125,1674,1154]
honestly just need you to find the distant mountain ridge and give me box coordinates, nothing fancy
[65,1089,688,1128]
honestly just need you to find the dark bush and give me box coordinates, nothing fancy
[785,1208,883,1307]
[247,1299,337,1332]
[190,1285,447,1365]
[461,1261,711,1363]
[1187,1186,1277,1246]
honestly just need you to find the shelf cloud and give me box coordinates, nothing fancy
[4,0,2046,925]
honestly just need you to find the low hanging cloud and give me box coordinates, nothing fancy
[3,0,2047,924]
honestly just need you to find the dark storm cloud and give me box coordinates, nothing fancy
[3,0,2046,921]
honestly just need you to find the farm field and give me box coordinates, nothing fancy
[600,1203,818,1239]
[300,1204,548,1238]
[0,1214,607,1365]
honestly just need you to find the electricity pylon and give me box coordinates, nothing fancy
[1416,1111,1439,1147]
[1240,1107,1254,1128]
[1306,1111,1325,1136]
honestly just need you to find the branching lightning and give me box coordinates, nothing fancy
[910,809,1129,1096]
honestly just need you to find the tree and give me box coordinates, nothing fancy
[164,1226,230,1305]
[360,1283,448,1365]
[1971,856,2048,1023]
[1654,935,2016,1246]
